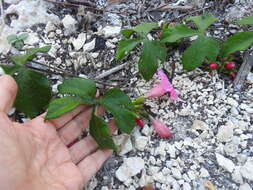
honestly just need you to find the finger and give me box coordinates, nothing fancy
[69,136,98,164]
[78,149,113,184]
[0,75,18,113]
[49,105,88,129]
[58,106,105,146]
[68,119,117,164]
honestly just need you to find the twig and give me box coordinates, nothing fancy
[149,5,194,12]
[95,62,131,79]
[234,51,253,90]
[0,0,5,35]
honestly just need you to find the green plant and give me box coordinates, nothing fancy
[45,78,137,150]
[116,23,167,81]
[236,15,253,25]
[7,33,29,50]
[1,46,52,117]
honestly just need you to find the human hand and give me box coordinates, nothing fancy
[0,75,115,190]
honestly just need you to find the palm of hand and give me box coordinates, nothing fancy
[0,75,113,190]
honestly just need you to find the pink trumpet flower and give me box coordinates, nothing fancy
[147,70,179,100]
[152,119,173,138]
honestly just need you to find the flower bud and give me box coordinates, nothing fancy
[152,119,173,138]
[209,62,219,69]
[225,62,236,69]
[136,118,145,127]
[230,72,237,78]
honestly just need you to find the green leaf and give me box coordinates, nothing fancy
[14,69,52,118]
[45,96,84,119]
[122,23,158,37]
[133,22,158,35]
[100,88,133,107]
[186,13,218,32]
[11,45,51,65]
[58,78,97,98]
[1,65,21,75]
[7,34,18,44]
[90,114,118,150]
[138,40,167,80]
[116,37,143,60]
[236,16,253,25]
[161,24,199,43]
[221,31,253,57]
[18,33,29,40]
[99,88,136,134]
[122,29,135,38]
[182,35,220,70]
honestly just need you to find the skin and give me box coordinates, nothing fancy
[0,74,115,190]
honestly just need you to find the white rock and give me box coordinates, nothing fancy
[232,167,244,184]
[246,72,253,84]
[83,39,96,52]
[0,67,5,75]
[62,15,77,30]
[24,33,40,45]
[192,120,209,131]
[102,26,121,38]
[239,183,252,190]
[45,21,56,33]
[6,0,59,31]
[217,125,233,142]
[171,168,182,179]
[113,134,133,155]
[135,136,148,151]
[4,0,20,4]
[142,124,153,136]
[199,167,210,178]
[115,157,145,182]
[167,144,176,158]
[227,97,239,107]
[216,153,235,173]
[240,159,253,181]
[72,33,86,51]
[101,187,109,190]
[183,182,191,190]
[0,26,15,54]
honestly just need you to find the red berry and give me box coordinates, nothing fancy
[225,62,236,69]
[209,62,219,69]
[230,72,237,78]
[136,118,145,127]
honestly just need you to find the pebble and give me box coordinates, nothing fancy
[216,153,235,173]
[192,120,209,131]
[239,183,252,190]
[24,32,40,45]
[199,167,210,178]
[45,21,56,33]
[102,26,121,38]
[183,182,191,190]
[115,157,144,182]
[217,125,233,142]
[62,15,77,34]
[171,167,182,179]
[83,39,96,52]
[72,33,86,51]
[246,72,253,84]
[135,136,148,151]
[113,134,133,155]
[240,158,253,181]
[232,167,244,184]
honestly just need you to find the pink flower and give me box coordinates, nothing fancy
[146,70,179,100]
[209,62,219,69]
[152,119,173,138]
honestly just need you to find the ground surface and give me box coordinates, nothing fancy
[0,0,253,190]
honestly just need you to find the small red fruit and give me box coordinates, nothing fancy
[209,62,219,69]
[225,62,236,69]
[230,72,237,78]
[136,118,145,127]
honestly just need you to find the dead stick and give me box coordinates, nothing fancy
[95,62,130,79]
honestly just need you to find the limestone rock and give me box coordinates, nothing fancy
[217,125,233,142]
[240,158,253,181]
[216,153,235,173]
[72,33,86,51]
[115,157,145,182]
[135,136,148,151]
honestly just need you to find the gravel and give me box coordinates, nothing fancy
[1,0,253,190]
